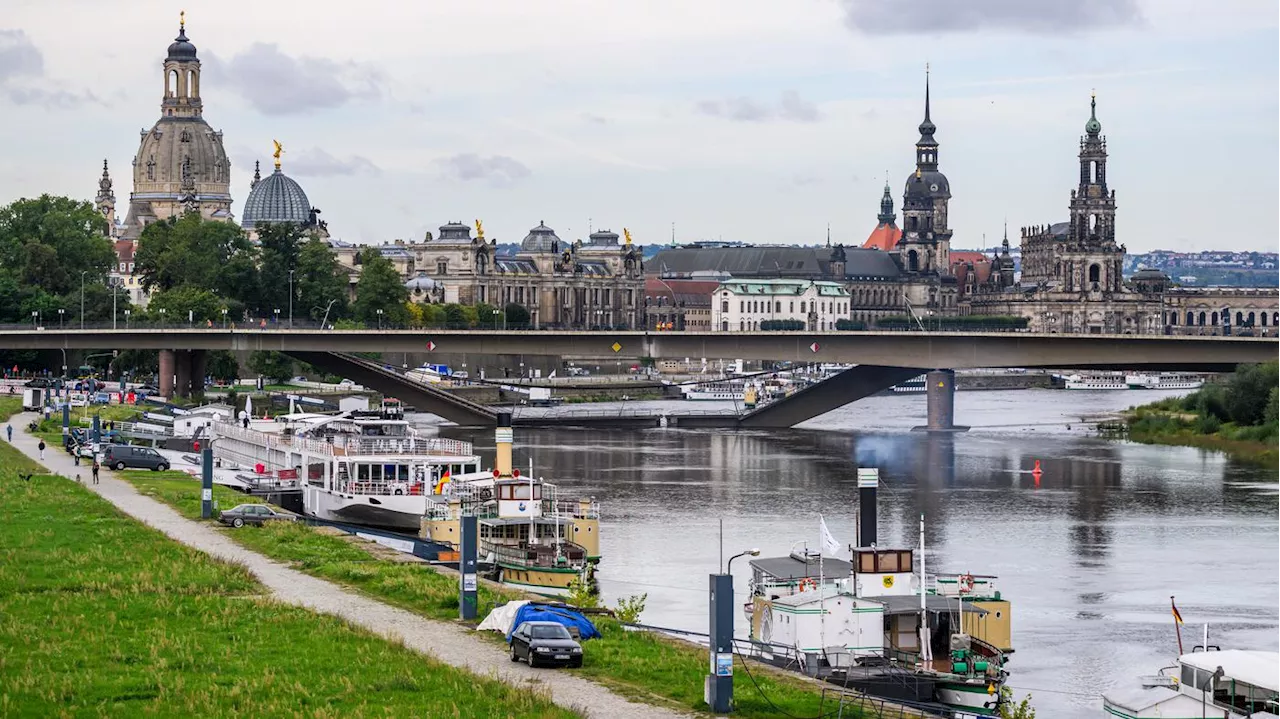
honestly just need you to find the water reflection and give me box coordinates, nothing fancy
[429,393,1277,719]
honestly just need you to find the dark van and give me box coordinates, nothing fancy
[100,445,170,471]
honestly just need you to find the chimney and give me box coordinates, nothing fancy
[857,467,878,548]
[495,412,513,477]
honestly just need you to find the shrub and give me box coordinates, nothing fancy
[615,593,647,624]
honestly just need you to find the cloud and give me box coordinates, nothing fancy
[581,113,609,125]
[839,0,1143,34]
[436,153,531,186]
[287,148,381,177]
[0,29,101,108]
[208,43,382,115]
[697,91,821,122]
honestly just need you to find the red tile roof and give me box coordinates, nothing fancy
[862,222,902,251]
[114,240,135,264]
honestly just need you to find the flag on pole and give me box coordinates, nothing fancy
[433,468,451,495]
[1171,599,1184,625]
[819,515,841,556]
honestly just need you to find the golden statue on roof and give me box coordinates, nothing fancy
[624,228,633,245]
[475,219,484,239]
[272,140,284,169]
[180,10,186,28]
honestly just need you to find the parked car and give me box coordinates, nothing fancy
[508,621,583,668]
[217,503,296,528]
[100,444,169,471]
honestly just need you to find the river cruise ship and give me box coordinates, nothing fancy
[420,414,600,597]
[211,400,486,531]
[682,379,745,402]
[1061,372,1128,390]
[1102,648,1278,718]
[1124,373,1206,390]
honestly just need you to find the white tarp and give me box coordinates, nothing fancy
[477,600,531,634]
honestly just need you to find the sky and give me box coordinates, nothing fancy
[0,0,1277,253]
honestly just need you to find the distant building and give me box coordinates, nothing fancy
[711,279,851,332]
[645,277,721,331]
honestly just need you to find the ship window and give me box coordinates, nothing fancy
[898,551,912,572]
[858,551,875,573]
[356,463,370,481]
[878,552,900,572]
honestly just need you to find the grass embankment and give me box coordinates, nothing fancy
[121,472,869,718]
[0,444,575,718]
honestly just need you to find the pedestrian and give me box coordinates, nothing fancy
[5,423,11,442]
[74,448,80,465]
[92,460,100,485]
[38,439,46,460]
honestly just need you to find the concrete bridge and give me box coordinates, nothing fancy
[3,328,1272,429]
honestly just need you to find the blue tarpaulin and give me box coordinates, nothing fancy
[505,604,601,642]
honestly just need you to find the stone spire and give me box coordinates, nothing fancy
[915,64,939,171]
[877,181,896,225]
[95,159,117,235]
[250,160,261,190]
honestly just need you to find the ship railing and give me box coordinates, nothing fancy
[929,572,1000,598]
[490,541,587,568]
[329,435,474,457]
[544,498,598,519]
[336,479,430,496]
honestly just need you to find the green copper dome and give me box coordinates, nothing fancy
[1085,93,1102,135]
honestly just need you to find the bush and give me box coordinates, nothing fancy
[874,315,1029,330]
[1195,413,1222,434]
[760,319,805,331]
[615,593,647,624]
[834,319,867,331]
[1224,362,1279,426]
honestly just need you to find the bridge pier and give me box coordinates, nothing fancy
[189,350,207,399]
[915,369,968,433]
[159,349,175,398]
[174,351,192,400]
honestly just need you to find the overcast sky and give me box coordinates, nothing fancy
[1,0,1276,252]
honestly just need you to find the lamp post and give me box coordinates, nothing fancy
[221,308,228,329]
[58,309,65,330]
[124,309,131,329]
[317,299,337,330]
[80,271,87,329]
[158,308,166,329]
[491,308,500,329]
[709,547,760,713]
[288,269,295,329]
[273,308,281,327]
[112,282,119,330]
[376,308,384,330]
[31,310,37,329]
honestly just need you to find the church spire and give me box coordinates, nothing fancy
[1002,219,1010,251]
[250,160,261,190]
[915,64,938,170]
[878,180,896,225]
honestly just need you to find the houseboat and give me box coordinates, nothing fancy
[1102,648,1278,718]
[420,414,600,597]
[745,469,1012,716]
[211,399,486,531]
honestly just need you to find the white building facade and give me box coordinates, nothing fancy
[712,279,851,332]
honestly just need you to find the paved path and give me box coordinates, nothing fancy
[6,413,688,719]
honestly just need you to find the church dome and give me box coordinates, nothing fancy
[521,221,562,253]
[405,274,438,293]
[167,26,198,61]
[1085,93,1102,136]
[131,116,231,202]
[904,169,950,199]
[241,168,311,229]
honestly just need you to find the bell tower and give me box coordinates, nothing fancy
[94,159,117,236]
[1069,91,1115,247]
[162,11,202,119]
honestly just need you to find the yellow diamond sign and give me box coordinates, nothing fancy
[611,342,622,353]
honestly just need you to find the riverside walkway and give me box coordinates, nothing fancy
[6,412,688,719]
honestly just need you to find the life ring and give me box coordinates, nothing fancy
[798,578,818,592]
[393,487,405,496]
[958,574,975,595]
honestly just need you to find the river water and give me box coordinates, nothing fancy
[422,388,1279,718]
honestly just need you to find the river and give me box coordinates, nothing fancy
[422,388,1279,718]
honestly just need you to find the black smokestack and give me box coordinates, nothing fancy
[858,468,878,548]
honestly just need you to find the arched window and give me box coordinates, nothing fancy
[1185,311,1194,326]
[188,70,198,97]
[1211,311,1218,324]
[1273,311,1278,326]
[1088,264,1101,283]
[1235,311,1244,325]
[908,216,918,230]
[908,250,920,272]
[1248,311,1256,325]
[168,69,178,97]
[1262,312,1269,327]
[721,320,729,332]
[1198,311,1206,326]
[775,301,781,312]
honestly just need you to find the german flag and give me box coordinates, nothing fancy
[1172,599,1184,625]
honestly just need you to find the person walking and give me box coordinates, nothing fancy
[92,460,100,485]
[38,439,46,461]
[5,423,11,442]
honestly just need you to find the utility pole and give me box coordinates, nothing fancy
[288,269,295,329]
[80,271,87,329]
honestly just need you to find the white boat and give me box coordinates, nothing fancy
[1061,372,1128,390]
[892,374,928,393]
[211,400,485,531]
[1124,373,1206,390]
[1102,649,1279,718]
[682,379,745,401]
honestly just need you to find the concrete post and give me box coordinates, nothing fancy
[459,514,478,620]
[190,350,208,399]
[91,414,101,444]
[61,402,70,448]
[159,350,175,398]
[925,370,954,430]
[201,447,213,519]
[706,573,734,712]
[174,351,192,400]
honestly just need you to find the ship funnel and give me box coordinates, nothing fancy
[857,467,878,548]
[495,412,513,477]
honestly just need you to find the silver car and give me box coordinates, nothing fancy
[217,504,297,528]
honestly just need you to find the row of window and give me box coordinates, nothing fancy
[729,300,849,315]
[1172,310,1277,327]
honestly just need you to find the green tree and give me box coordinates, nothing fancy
[504,303,531,329]
[352,248,409,327]
[1224,362,1279,426]
[421,303,447,328]
[206,351,241,383]
[0,195,113,295]
[475,302,500,328]
[443,304,468,329]
[134,213,251,293]
[295,237,349,324]
[999,686,1035,719]
[145,286,227,325]
[1265,385,1278,425]
[248,351,295,384]
[56,282,135,326]
[256,223,306,320]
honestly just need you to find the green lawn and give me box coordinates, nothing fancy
[0,444,576,719]
[119,475,866,718]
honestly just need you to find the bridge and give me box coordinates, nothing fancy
[3,329,1272,429]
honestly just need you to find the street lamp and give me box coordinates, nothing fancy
[727,547,761,575]
[221,308,228,328]
[80,271,87,329]
[158,308,166,329]
[273,308,281,327]
[124,309,131,329]
[112,282,119,330]
[288,269,295,329]
[31,310,37,329]
[317,299,337,330]
[58,308,65,329]
[491,308,500,329]
[376,308,384,330]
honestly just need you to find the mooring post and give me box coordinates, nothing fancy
[459,514,478,620]
[201,447,213,519]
